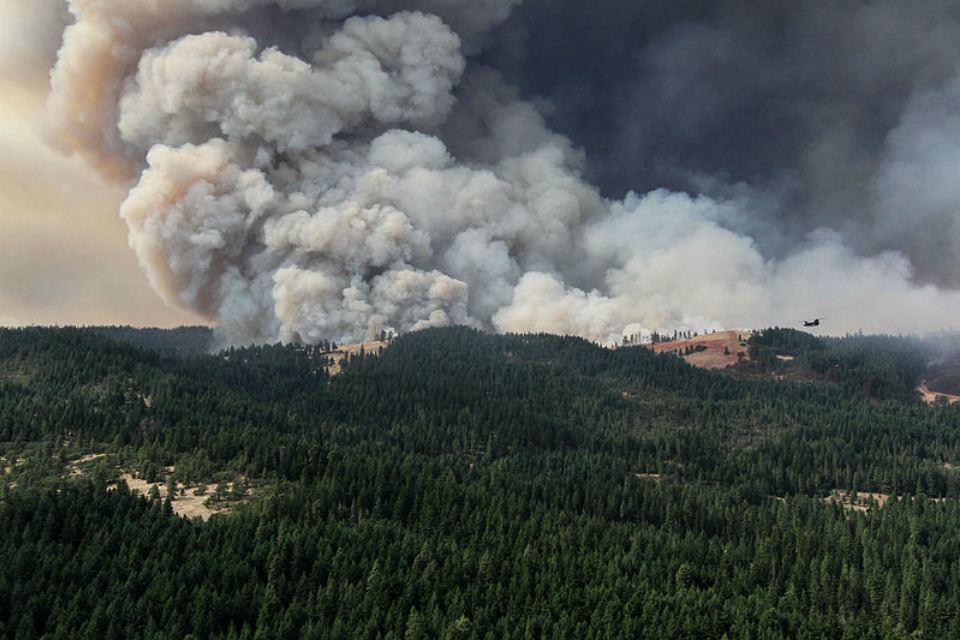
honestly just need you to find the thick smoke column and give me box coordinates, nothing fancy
[39,0,960,344]
[510,0,960,286]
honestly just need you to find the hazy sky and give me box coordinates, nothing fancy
[0,0,199,327]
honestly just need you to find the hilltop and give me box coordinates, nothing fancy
[624,326,960,405]
[625,330,753,370]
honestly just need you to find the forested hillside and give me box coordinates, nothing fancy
[87,325,214,357]
[2,326,960,638]
[745,327,931,401]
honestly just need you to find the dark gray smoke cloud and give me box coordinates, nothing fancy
[32,0,960,344]
[506,0,960,284]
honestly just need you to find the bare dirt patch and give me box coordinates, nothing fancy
[74,453,107,464]
[826,490,892,512]
[919,382,960,405]
[114,472,249,521]
[325,340,388,376]
[633,331,754,370]
[634,473,662,482]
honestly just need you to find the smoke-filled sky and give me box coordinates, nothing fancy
[4,0,960,343]
[0,0,198,328]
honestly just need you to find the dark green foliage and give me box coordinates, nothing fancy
[749,327,825,355]
[2,325,960,638]
[87,325,214,357]
[746,327,930,400]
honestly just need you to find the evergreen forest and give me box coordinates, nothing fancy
[2,325,960,638]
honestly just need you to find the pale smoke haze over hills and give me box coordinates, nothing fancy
[14,0,960,343]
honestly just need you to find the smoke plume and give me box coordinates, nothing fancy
[36,0,960,344]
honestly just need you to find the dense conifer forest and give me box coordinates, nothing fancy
[2,325,960,638]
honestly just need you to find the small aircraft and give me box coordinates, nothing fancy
[801,318,824,327]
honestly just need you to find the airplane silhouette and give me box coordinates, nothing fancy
[801,318,824,327]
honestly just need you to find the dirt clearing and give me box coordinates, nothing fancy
[325,340,388,375]
[633,330,754,370]
[113,471,250,521]
[826,490,892,512]
[918,382,960,405]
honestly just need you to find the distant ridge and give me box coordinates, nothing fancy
[86,325,214,357]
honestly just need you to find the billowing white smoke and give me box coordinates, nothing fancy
[40,0,960,344]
